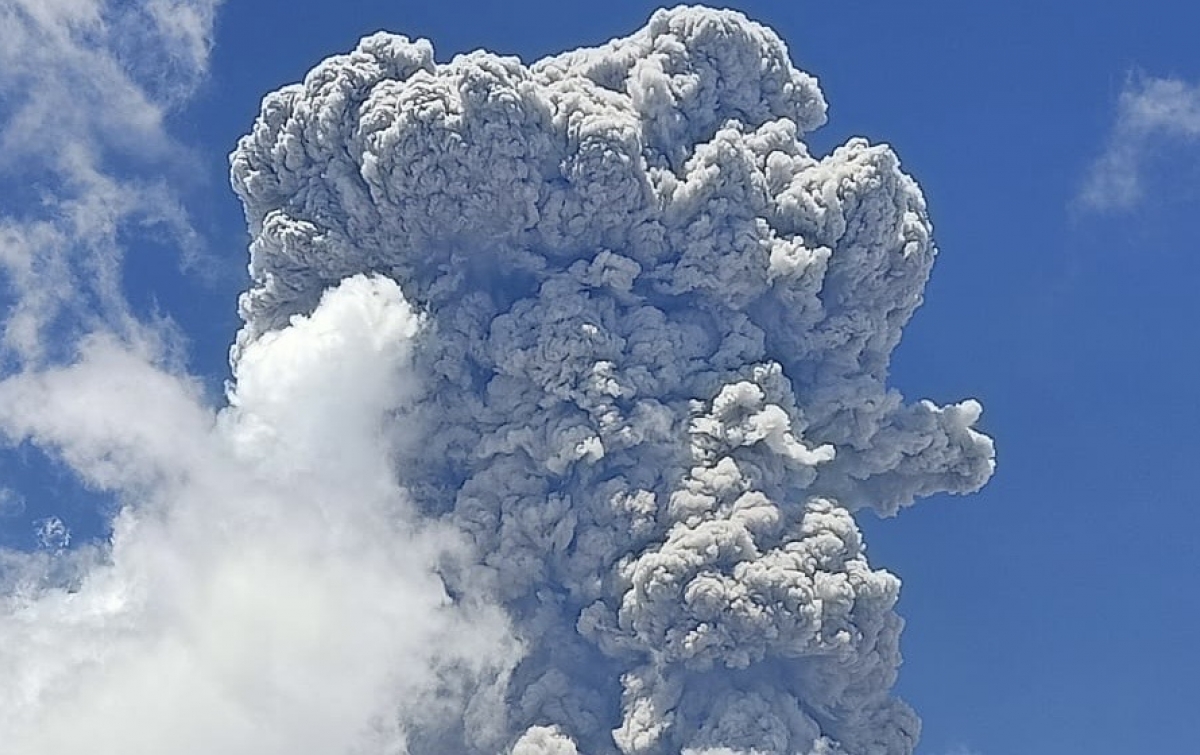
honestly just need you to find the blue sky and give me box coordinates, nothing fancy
[2,1,1198,754]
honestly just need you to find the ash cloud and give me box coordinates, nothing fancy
[229,6,995,754]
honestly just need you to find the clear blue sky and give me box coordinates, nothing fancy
[3,2,1198,754]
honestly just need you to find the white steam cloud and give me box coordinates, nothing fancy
[0,277,517,755]
[0,5,995,755]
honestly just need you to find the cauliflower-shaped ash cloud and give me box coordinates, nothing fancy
[231,6,995,754]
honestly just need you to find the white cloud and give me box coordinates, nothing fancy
[0,0,221,363]
[1080,74,1200,210]
[0,486,24,517]
[933,747,984,755]
[33,516,71,550]
[0,276,519,755]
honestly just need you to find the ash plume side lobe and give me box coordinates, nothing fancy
[230,6,995,755]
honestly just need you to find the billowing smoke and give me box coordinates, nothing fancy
[227,5,995,754]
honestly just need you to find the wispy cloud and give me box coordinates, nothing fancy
[0,486,25,518]
[1079,73,1200,211]
[0,0,220,364]
[935,746,984,755]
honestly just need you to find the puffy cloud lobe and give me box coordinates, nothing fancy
[513,726,583,755]
[231,6,995,754]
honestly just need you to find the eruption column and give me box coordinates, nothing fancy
[231,7,995,753]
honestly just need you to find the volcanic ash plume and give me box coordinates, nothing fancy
[231,6,995,754]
